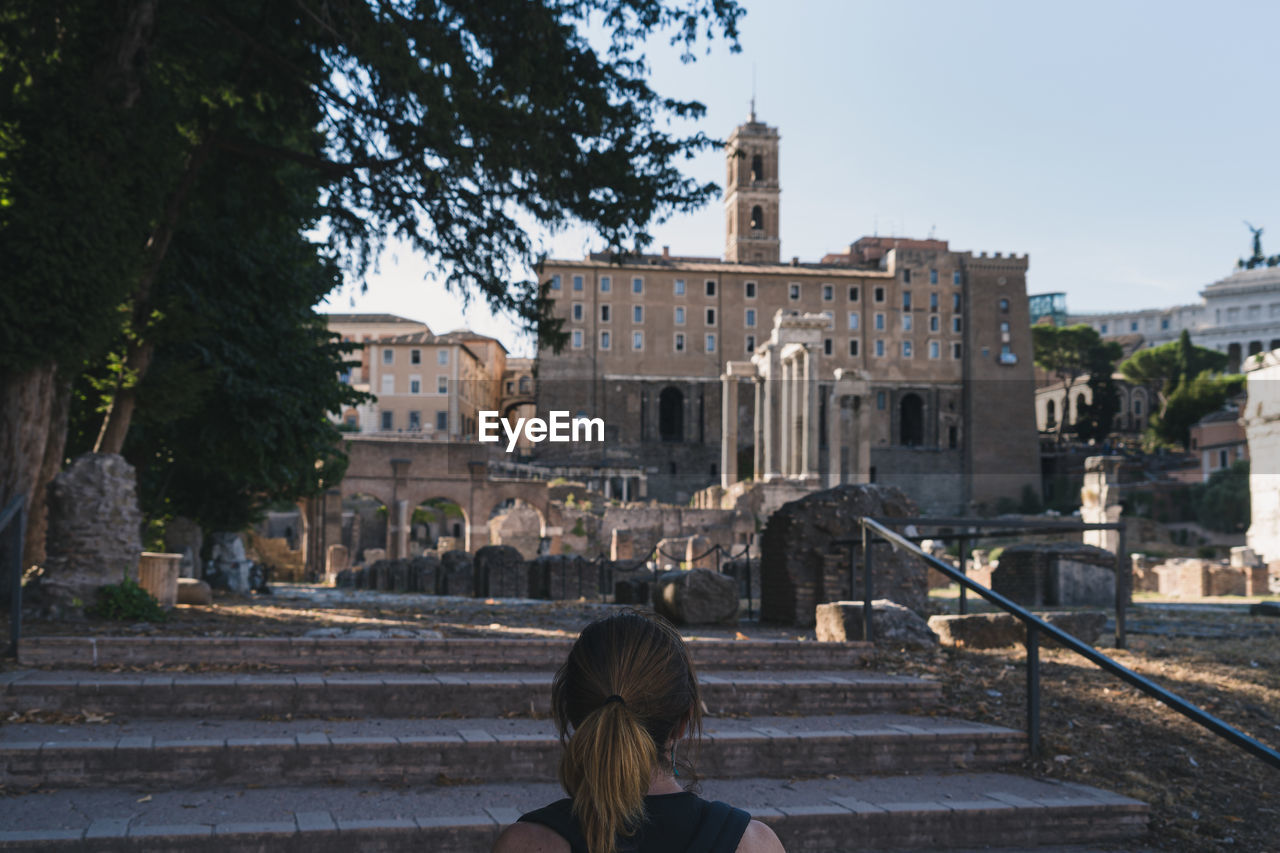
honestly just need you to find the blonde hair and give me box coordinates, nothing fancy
[552,611,702,853]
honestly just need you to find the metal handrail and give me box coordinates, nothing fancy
[1,494,27,659]
[858,515,1280,770]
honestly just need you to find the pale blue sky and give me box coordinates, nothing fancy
[321,0,1280,355]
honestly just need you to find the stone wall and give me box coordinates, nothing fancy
[759,484,922,627]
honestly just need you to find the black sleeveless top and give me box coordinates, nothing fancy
[518,791,751,853]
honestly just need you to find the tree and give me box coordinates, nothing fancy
[0,0,745,561]
[1195,459,1250,534]
[1032,324,1113,440]
[1118,330,1228,418]
[1150,370,1244,450]
[1074,339,1125,443]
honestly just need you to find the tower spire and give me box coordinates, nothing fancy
[749,64,757,121]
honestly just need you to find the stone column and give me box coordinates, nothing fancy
[791,355,803,477]
[803,346,819,479]
[721,371,739,488]
[779,356,791,478]
[390,499,410,558]
[753,377,765,481]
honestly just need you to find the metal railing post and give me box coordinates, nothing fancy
[1026,622,1041,761]
[1115,524,1128,650]
[862,522,874,643]
[4,496,26,660]
[958,535,968,615]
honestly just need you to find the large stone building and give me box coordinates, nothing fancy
[1070,261,1280,372]
[534,113,1041,513]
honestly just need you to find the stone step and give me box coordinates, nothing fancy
[0,669,940,719]
[0,714,1024,789]
[16,635,871,671]
[0,774,1149,851]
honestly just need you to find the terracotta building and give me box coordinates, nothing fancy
[534,113,1041,512]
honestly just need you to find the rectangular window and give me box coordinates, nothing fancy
[874,286,885,303]
[823,338,833,355]
[952,342,962,359]
[572,330,583,349]
[902,314,912,331]
[705,333,716,353]
[550,274,561,290]
[674,306,685,325]
[903,268,912,284]
[675,333,685,352]
[600,331,611,350]
[930,315,940,332]
[408,411,421,430]
[573,274,584,291]
[674,278,685,296]
[438,350,449,365]
[875,340,885,357]
[823,284,833,301]
[705,307,716,325]
[789,283,801,300]
[601,305,611,322]
[849,339,859,357]
[930,269,938,285]
[953,270,962,285]
[744,281,756,299]
[437,376,448,394]
[572,303,583,321]
[410,378,421,394]
[903,291,912,310]
[953,316,962,333]
[705,279,716,297]
[1101,323,1109,334]
[1219,449,1229,468]
[822,310,834,329]
[875,313,885,331]
[877,391,886,410]
[930,292,938,312]
[600,275,611,293]
[847,311,859,330]
[632,277,643,294]
[633,331,643,350]
[411,349,421,365]
[381,374,394,395]
[381,410,393,430]
[1161,317,1170,329]
[745,308,756,327]
[633,305,644,323]
[848,286,859,301]
[745,335,756,354]
[902,341,913,358]
[382,348,393,365]
[953,293,962,313]
[929,340,940,359]
[436,411,448,431]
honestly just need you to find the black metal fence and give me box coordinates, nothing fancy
[856,515,1280,770]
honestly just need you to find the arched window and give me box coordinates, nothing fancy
[899,393,924,447]
[750,154,763,182]
[1075,393,1087,424]
[750,205,763,231]
[1045,399,1056,429]
[659,386,684,442]
[1248,340,1264,356]
[1227,342,1242,373]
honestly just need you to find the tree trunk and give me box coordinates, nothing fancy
[0,363,69,567]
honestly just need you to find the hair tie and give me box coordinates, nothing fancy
[603,694,626,706]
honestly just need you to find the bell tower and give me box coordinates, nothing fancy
[724,104,781,264]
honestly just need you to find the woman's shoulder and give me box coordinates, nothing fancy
[736,818,785,853]
[491,820,571,853]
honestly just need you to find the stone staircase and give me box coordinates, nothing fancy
[0,636,1148,851]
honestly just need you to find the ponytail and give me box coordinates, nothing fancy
[552,611,702,853]
[559,698,655,853]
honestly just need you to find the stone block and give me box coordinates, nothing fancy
[685,535,716,569]
[613,577,651,605]
[816,600,938,648]
[325,545,349,585]
[361,548,386,566]
[137,553,181,608]
[440,550,475,597]
[176,578,213,606]
[928,611,1106,649]
[410,555,442,595]
[1246,565,1270,596]
[474,546,525,597]
[990,543,1116,608]
[41,452,143,615]
[610,528,634,561]
[654,569,738,626]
